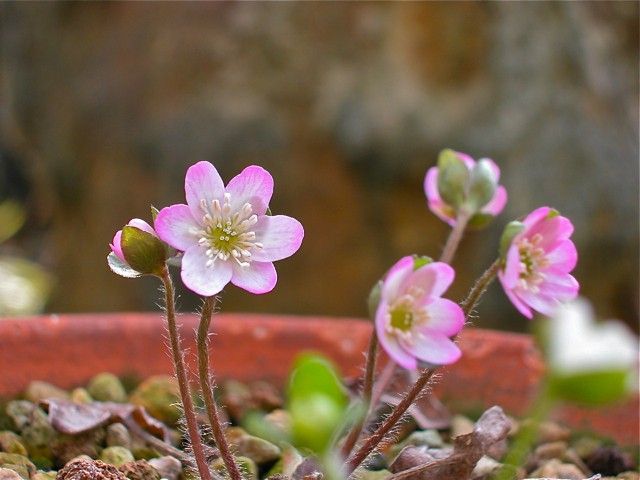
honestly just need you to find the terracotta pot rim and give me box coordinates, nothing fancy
[0,312,637,446]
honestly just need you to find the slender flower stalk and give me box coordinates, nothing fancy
[197,296,242,480]
[339,332,378,459]
[160,267,213,480]
[461,259,501,316]
[439,210,471,265]
[345,368,437,475]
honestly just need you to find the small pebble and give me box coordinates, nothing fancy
[450,415,475,438]
[100,447,135,467]
[24,382,69,404]
[529,458,586,480]
[147,456,181,480]
[87,374,127,403]
[0,468,22,480]
[0,433,27,456]
[534,441,568,461]
[106,424,132,450]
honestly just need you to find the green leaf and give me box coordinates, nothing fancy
[150,205,160,221]
[549,369,631,406]
[287,354,348,453]
[107,252,142,278]
[0,200,26,244]
[412,255,433,271]
[121,226,166,275]
[499,221,525,261]
[466,160,497,212]
[437,149,469,209]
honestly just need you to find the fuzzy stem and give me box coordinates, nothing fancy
[461,259,500,317]
[198,296,243,480]
[345,368,436,475]
[369,359,396,413]
[339,332,378,459]
[160,267,213,480]
[439,210,471,264]
[495,379,555,480]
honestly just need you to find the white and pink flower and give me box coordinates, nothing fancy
[375,256,465,370]
[424,151,507,226]
[154,161,304,296]
[498,206,579,319]
[110,219,158,265]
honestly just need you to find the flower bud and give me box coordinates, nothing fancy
[436,149,469,210]
[120,226,167,276]
[367,280,382,320]
[466,159,498,212]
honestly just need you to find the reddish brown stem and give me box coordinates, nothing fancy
[345,368,436,475]
[339,332,378,459]
[439,210,471,264]
[160,268,213,480]
[198,296,243,480]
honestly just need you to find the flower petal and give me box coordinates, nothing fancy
[500,246,522,289]
[540,270,579,300]
[529,216,574,251]
[155,204,200,251]
[423,298,465,336]
[375,304,417,370]
[402,330,461,365]
[110,230,125,262]
[481,185,507,216]
[522,206,552,230]
[517,289,560,317]
[424,167,441,203]
[225,165,274,216]
[181,246,233,296]
[231,261,277,294]
[545,240,577,272]
[185,161,226,220]
[380,256,414,300]
[502,284,533,319]
[401,262,455,301]
[252,215,304,262]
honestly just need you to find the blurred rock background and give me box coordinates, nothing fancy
[0,2,637,331]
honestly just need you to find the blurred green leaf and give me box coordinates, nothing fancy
[467,213,495,229]
[412,255,433,271]
[0,256,52,315]
[287,354,348,454]
[0,200,27,244]
[499,221,525,261]
[121,226,166,275]
[150,205,160,222]
[549,369,631,407]
[107,252,142,278]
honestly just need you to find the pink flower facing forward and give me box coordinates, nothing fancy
[498,207,579,319]
[375,256,465,370]
[155,161,304,296]
[110,219,157,265]
[424,151,507,226]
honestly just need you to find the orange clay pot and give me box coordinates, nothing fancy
[0,313,637,445]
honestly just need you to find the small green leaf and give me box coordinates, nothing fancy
[150,205,160,221]
[412,255,433,271]
[287,354,348,454]
[549,370,631,406]
[0,200,26,244]
[0,256,52,315]
[107,252,142,278]
[466,160,497,212]
[121,226,166,275]
[499,221,525,261]
[437,149,469,209]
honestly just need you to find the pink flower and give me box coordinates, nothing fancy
[154,161,304,296]
[424,151,507,226]
[498,207,579,319]
[110,219,157,264]
[375,256,465,370]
